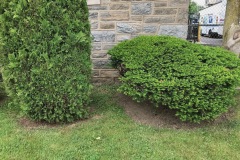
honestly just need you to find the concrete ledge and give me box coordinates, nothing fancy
[87,0,100,5]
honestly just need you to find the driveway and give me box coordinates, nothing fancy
[199,36,223,46]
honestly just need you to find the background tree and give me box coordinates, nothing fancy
[189,1,205,15]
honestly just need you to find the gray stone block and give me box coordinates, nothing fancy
[91,21,98,29]
[177,8,188,24]
[89,12,98,20]
[92,43,101,51]
[102,43,117,50]
[154,8,178,15]
[131,16,143,21]
[116,34,131,42]
[110,4,129,10]
[154,2,168,7]
[88,5,108,10]
[117,23,141,34]
[92,52,108,58]
[159,25,188,39]
[92,70,100,77]
[100,70,119,78]
[100,22,115,29]
[144,16,175,23]
[143,25,158,33]
[100,11,129,21]
[92,59,113,69]
[169,0,189,7]
[132,3,152,15]
[92,31,115,42]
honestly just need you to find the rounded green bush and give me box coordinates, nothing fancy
[0,0,92,123]
[108,36,240,123]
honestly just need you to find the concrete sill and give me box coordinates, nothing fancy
[87,0,100,5]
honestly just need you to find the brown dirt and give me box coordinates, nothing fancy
[18,91,236,130]
[117,93,236,129]
[18,114,103,129]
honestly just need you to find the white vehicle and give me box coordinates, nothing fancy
[199,0,226,38]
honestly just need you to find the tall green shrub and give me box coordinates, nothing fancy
[0,70,5,99]
[0,0,92,122]
[0,0,7,99]
[0,51,5,98]
[108,36,240,123]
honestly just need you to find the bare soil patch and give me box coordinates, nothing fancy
[18,114,102,129]
[17,90,236,130]
[117,93,235,129]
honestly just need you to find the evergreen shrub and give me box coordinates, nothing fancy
[0,54,5,98]
[0,0,92,122]
[0,0,7,99]
[0,73,5,98]
[108,36,240,122]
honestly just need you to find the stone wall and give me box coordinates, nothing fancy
[88,0,189,82]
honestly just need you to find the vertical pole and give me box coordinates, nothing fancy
[198,24,201,42]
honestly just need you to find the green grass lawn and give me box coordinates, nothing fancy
[0,85,240,160]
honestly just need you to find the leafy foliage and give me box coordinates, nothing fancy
[0,75,5,99]
[0,53,5,98]
[108,36,240,123]
[0,0,6,98]
[189,1,204,14]
[0,0,92,122]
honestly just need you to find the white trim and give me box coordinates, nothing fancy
[87,0,100,5]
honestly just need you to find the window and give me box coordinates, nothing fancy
[87,0,100,5]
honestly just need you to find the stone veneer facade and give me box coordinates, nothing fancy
[88,0,189,83]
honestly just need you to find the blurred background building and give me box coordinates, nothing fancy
[205,0,222,6]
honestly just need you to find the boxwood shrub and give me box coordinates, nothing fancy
[108,36,240,123]
[0,0,91,123]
